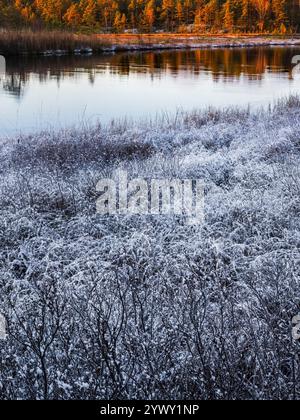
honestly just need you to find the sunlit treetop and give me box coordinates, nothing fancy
[0,0,299,33]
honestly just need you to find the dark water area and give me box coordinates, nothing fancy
[1,46,300,136]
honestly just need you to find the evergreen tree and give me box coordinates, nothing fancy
[64,3,81,27]
[176,0,184,27]
[251,0,270,31]
[143,0,155,31]
[0,0,298,34]
[81,0,97,26]
[272,0,287,32]
[161,0,175,31]
[205,0,220,31]
[240,0,250,32]
[194,0,206,31]
[114,10,126,31]
[223,0,234,31]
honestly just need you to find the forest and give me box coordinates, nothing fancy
[0,0,299,34]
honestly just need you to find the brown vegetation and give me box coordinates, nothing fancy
[0,29,299,55]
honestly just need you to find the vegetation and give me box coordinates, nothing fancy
[0,0,299,34]
[0,30,299,55]
[0,97,300,399]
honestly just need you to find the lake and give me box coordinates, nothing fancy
[1,46,300,136]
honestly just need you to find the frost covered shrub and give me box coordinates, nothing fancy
[0,98,300,400]
[11,128,155,170]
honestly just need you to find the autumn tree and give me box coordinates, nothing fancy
[272,0,287,32]
[34,0,71,25]
[113,10,126,32]
[128,0,137,28]
[194,0,206,31]
[100,0,118,30]
[223,0,234,31]
[143,0,155,31]
[204,0,221,31]
[251,0,270,31]
[239,0,251,32]
[81,0,98,26]
[183,0,194,24]
[15,0,36,23]
[0,0,299,34]
[64,2,81,26]
[176,0,184,27]
[161,0,175,31]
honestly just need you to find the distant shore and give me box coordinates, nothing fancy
[1,30,300,56]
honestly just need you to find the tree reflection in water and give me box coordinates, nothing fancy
[1,46,298,98]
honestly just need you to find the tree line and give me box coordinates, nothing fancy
[0,1,299,34]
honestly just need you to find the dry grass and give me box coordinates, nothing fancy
[95,32,300,44]
[0,29,299,55]
[0,30,104,54]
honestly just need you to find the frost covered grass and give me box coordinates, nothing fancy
[0,97,300,400]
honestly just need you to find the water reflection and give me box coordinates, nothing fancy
[2,47,299,98]
[1,46,300,136]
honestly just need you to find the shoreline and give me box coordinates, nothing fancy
[46,38,300,56]
[1,32,300,56]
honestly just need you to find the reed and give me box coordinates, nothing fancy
[0,29,299,55]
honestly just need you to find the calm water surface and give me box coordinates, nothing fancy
[1,46,300,136]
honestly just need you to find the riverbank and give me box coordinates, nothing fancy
[0,97,300,399]
[1,30,300,55]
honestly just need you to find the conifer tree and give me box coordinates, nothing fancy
[64,3,81,27]
[251,0,270,32]
[0,0,299,34]
[272,0,286,32]
[143,0,155,31]
[114,10,126,32]
[81,0,97,26]
[223,0,234,31]
[176,0,184,27]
